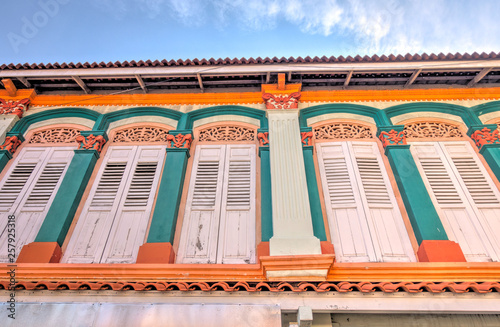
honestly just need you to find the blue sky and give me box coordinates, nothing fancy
[1,0,499,65]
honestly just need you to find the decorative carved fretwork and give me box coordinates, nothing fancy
[262,92,301,109]
[28,128,81,144]
[301,131,313,146]
[379,130,406,147]
[112,126,170,143]
[198,126,256,142]
[404,122,463,138]
[0,136,22,154]
[76,134,106,153]
[167,134,192,149]
[0,98,30,118]
[257,132,269,147]
[313,123,373,140]
[470,127,500,150]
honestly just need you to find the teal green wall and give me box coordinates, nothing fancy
[35,150,99,245]
[147,148,190,244]
[303,146,327,241]
[0,151,12,172]
[177,105,268,130]
[481,145,500,182]
[259,147,273,242]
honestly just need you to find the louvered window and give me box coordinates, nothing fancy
[177,144,256,264]
[62,145,165,264]
[411,141,500,262]
[317,141,416,263]
[0,147,75,262]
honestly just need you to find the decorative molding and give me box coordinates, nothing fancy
[0,135,22,153]
[28,127,81,144]
[404,122,463,138]
[313,122,373,140]
[2,280,499,294]
[469,126,500,151]
[76,134,106,153]
[0,98,30,118]
[167,133,192,149]
[262,92,301,109]
[257,132,269,147]
[301,131,313,146]
[198,125,256,142]
[379,129,406,147]
[112,126,170,143]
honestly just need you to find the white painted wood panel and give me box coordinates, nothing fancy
[177,145,226,264]
[410,142,500,262]
[218,144,256,264]
[0,147,74,262]
[317,142,415,263]
[177,144,257,264]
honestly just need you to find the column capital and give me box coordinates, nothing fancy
[257,128,269,147]
[167,129,193,150]
[76,130,108,155]
[467,124,500,153]
[0,132,24,154]
[300,127,313,146]
[0,98,30,118]
[377,125,406,148]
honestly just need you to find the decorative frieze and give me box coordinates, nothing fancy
[314,123,373,140]
[257,132,269,147]
[404,122,463,138]
[0,135,22,153]
[301,131,313,146]
[262,92,301,110]
[28,128,81,144]
[76,133,107,153]
[379,129,406,147]
[112,126,170,143]
[198,125,255,142]
[166,133,192,149]
[467,124,500,152]
[0,98,30,118]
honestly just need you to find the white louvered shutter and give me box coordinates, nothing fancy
[410,142,499,262]
[100,146,165,263]
[62,146,136,263]
[177,145,226,264]
[0,147,74,262]
[349,142,415,262]
[316,142,376,262]
[218,144,256,264]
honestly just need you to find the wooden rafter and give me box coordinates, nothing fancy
[343,71,353,88]
[72,76,90,94]
[135,75,148,93]
[405,69,422,87]
[196,73,204,91]
[467,67,493,87]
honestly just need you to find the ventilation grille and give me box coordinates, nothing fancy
[192,161,219,207]
[226,160,251,207]
[124,162,158,207]
[452,157,499,205]
[0,163,37,209]
[25,163,66,207]
[323,157,355,205]
[420,158,462,205]
[356,157,391,205]
[90,163,127,207]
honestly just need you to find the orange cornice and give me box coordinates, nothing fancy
[1,261,500,283]
[27,87,500,107]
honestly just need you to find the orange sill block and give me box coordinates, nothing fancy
[17,242,62,263]
[136,242,176,264]
[417,240,467,262]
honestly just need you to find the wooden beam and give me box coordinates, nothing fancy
[1,78,17,96]
[266,72,271,84]
[196,73,204,91]
[467,67,493,87]
[135,75,148,93]
[288,71,292,82]
[17,77,32,88]
[72,76,90,94]
[405,69,422,87]
[343,71,353,88]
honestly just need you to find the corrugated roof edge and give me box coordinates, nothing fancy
[2,52,500,70]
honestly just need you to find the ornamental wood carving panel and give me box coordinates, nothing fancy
[198,125,256,142]
[112,127,170,143]
[313,123,373,140]
[28,128,81,144]
[404,122,463,138]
